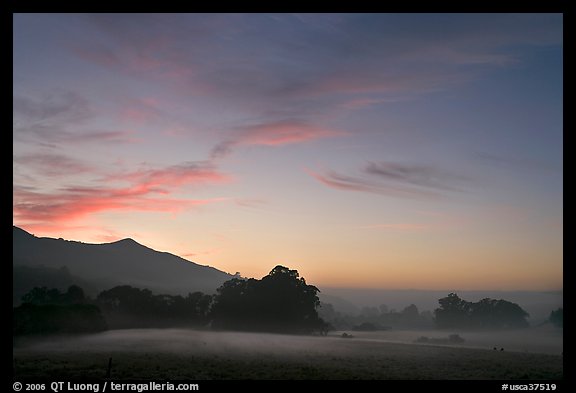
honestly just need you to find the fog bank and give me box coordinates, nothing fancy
[14,325,562,356]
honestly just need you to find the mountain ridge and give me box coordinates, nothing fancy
[13,226,234,300]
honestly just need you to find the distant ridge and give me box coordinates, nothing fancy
[13,226,234,299]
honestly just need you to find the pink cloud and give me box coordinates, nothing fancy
[13,185,224,225]
[13,162,231,227]
[239,121,343,146]
[73,40,194,81]
[212,120,344,158]
[73,45,121,68]
[109,162,230,191]
[120,97,162,124]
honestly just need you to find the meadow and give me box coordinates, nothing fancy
[13,327,562,380]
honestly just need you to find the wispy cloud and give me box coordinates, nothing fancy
[108,161,230,191]
[13,185,225,225]
[65,13,562,158]
[13,161,231,226]
[234,198,268,208]
[14,91,136,146]
[212,120,344,158]
[474,151,561,173]
[364,161,467,191]
[13,152,93,177]
[307,169,442,200]
[13,90,92,124]
[308,170,381,194]
[73,14,197,81]
[308,160,469,200]
[119,97,162,124]
[72,13,562,122]
[15,126,136,146]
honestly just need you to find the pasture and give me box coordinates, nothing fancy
[13,327,563,380]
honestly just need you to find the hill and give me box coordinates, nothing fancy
[13,226,234,302]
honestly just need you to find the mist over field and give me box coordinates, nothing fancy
[12,231,563,380]
[12,227,564,380]
[13,327,563,380]
[15,325,562,356]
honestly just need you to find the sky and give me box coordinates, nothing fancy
[13,13,563,291]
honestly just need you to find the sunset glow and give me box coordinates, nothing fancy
[13,13,562,291]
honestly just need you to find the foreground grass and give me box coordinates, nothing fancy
[13,330,563,380]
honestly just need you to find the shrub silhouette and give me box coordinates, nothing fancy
[549,308,563,328]
[96,285,212,328]
[14,286,106,335]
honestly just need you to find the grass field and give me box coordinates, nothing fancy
[13,328,563,380]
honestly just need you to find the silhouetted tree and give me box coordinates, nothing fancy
[401,304,419,319]
[210,265,329,334]
[549,308,563,328]
[487,299,529,328]
[97,285,155,317]
[468,297,497,328]
[379,304,389,314]
[434,293,472,328]
[360,306,379,318]
[61,285,86,304]
[434,293,529,329]
[207,278,254,331]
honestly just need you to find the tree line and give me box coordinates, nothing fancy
[433,293,530,329]
[13,265,328,335]
[14,285,106,335]
[318,302,434,330]
[318,293,535,330]
[14,266,554,336]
